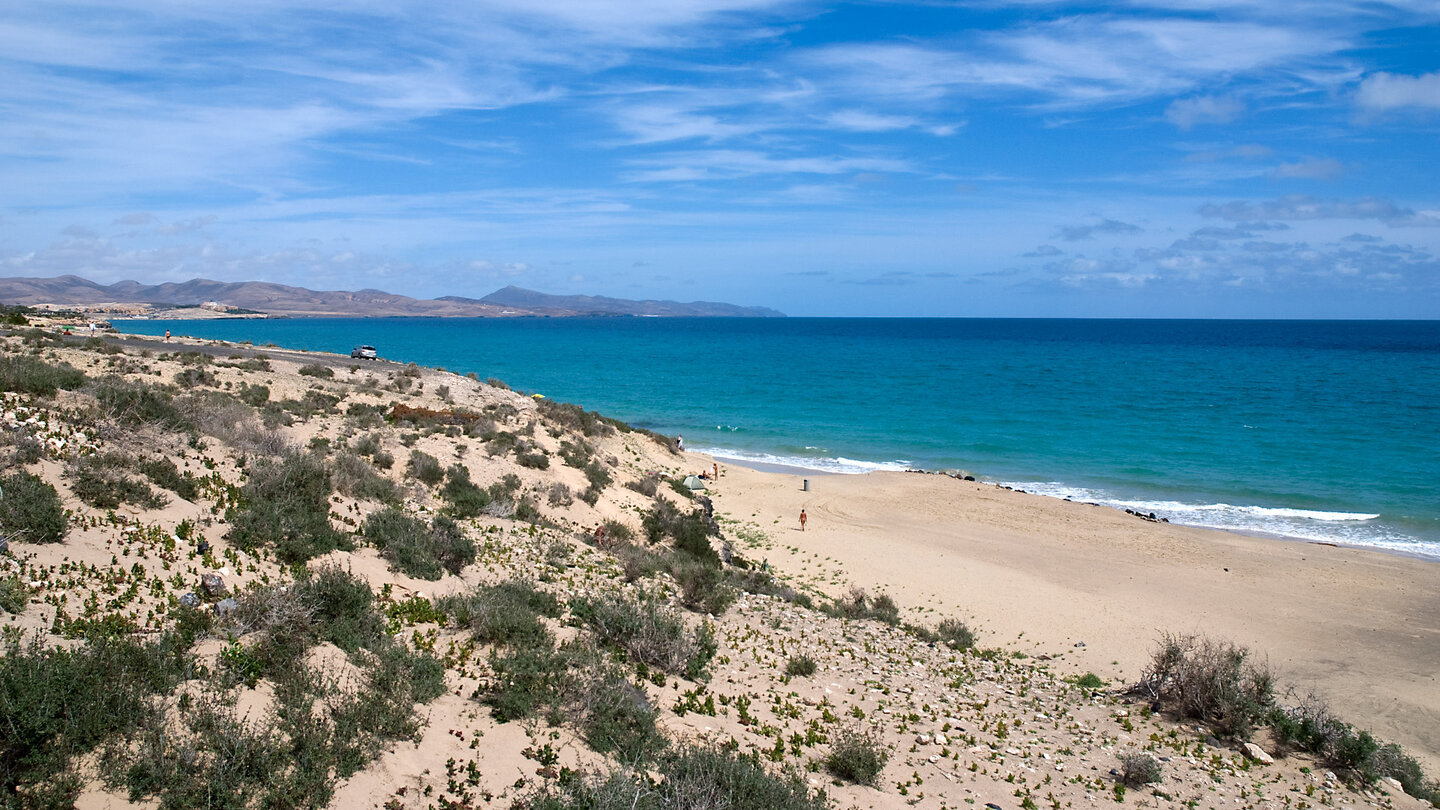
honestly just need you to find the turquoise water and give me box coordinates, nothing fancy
[122,317,1440,558]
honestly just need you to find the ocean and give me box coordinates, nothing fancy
[119,317,1440,559]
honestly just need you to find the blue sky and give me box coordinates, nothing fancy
[1,1,1438,317]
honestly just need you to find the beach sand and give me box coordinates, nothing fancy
[707,463,1440,770]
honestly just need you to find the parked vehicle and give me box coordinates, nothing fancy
[351,345,378,359]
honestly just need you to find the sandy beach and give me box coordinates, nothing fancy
[706,463,1440,770]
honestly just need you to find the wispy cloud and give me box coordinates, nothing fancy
[1198,195,1440,226]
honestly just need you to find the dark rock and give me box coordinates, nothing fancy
[0,538,8,554]
[178,592,201,608]
[213,597,239,617]
[201,573,227,598]
[197,539,211,555]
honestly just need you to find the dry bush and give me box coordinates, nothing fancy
[1136,633,1273,739]
[1117,752,1163,787]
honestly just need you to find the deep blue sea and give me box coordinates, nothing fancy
[121,317,1440,559]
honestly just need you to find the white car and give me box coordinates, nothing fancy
[350,345,377,360]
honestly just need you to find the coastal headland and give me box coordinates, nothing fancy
[1,321,1435,808]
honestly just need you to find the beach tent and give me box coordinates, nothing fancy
[683,475,706,491]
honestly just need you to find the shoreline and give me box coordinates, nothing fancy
[700,461,1440,771]
[710,451,1440,564]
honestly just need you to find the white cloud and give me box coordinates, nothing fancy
[1166,95,1243,129]
[1355,71,1440,111]
[1270,158,1346,180]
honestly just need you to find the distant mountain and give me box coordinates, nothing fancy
[476,286,785,317]
[0,275,784,318]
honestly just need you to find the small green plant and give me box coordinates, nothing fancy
[1075,672,1106,689]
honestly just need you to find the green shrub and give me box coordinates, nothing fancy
[406,450,444,486]
[0,634,191,802]
[67,455,169,510]
[441,464,490,517]
[364,508,475,580]
[137,457,201,501]
[234,382,269,406]
[642,500,717,563]
[1137,633,1274,740]
[514,742,829,810]
[438,580,560,648]
[331,451,399,502]
[573,593,716,679]
[227,452,347,563]
[298,363,334,378]
[0,355,87,396]
[786,655,817,677]
[1074,672,1106,690]
[300,566,386,654]
[824,724,889,785]
[94,377,191,430]
[0,471,68,543]
[669,554,736,615]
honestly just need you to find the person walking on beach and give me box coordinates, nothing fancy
[676,434,684,452]
[799,509,807,531]
[713,462,718,480]
[164,329,171,343]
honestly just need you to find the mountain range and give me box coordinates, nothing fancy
[0,275,784,318]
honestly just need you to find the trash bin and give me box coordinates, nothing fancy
[802,479,809,491]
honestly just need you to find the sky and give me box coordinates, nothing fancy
[1,1,1438,317]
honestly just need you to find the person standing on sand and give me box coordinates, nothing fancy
[164,329,171,343]
[676,435,683,451]
[713,462,718,480]
[799,509,807,531]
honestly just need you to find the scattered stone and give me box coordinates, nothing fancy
[213,597,239,617]
[1243,743,1274,765]
[934,733,949,746]
[201,573,227,597]
[178,592,201,608]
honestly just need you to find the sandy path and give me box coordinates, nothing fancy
[708,464,1440,770]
